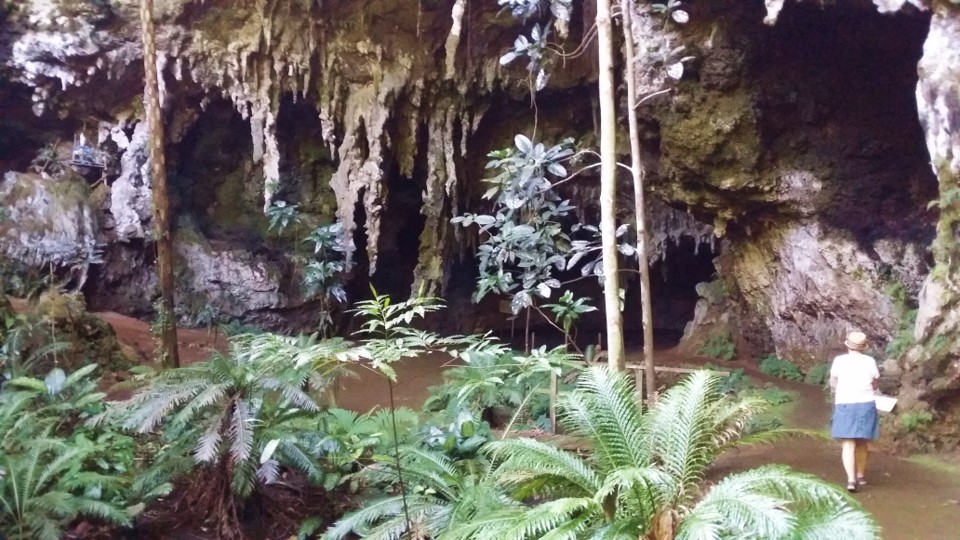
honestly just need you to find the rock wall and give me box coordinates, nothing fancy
[897,1,960,436]
[638,0,937,367]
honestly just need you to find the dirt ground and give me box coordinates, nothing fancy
[35,303,960,540]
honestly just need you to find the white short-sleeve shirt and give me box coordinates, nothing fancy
[830,351,879,404]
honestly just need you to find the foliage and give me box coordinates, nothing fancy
[302,221,349,305]
[0,365,137,539]
[453,136,576,313]
[300,407,420,491]
[0,438,132,540]
[759,354,804,382]
[755,387,795,406]
[805,363,831,386]
[267,200,349,332]
[266,200,302,233]
[900,410,934,433]
[886,308,917,360]
[111,332,356,499]
[544,290,596,342]
[350,289,504,381]
[698,332,736,361]
[444,368,878,540]
[321,411,501,540]
[30,141,65,177]
[1,311,68,381]
[423,346,580,428]
[0,256,53,299]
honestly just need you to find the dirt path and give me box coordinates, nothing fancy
[54,306,960,540]
[701,360,960,540]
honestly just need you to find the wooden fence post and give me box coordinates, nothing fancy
[549,370,558,433]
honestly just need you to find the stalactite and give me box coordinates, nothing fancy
[444,0,468,79]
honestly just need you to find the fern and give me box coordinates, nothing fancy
[450,367,878,539]
[0,435,131,539]
[111,332,350,502]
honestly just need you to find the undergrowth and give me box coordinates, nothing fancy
[698,332,735,361]
[759,354,804,382]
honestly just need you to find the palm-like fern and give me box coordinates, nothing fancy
[114,332,355,498]
[445,368,880,540]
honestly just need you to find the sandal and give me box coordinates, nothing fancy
[857,477,867,486]
[847,482,858,493]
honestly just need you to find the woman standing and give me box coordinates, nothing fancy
[829,331,880,492]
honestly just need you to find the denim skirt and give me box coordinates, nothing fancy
[831,401,879,440]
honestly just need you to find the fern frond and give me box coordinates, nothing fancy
[558,367,647,471]
[229,399,254,463]
[194,407,227,462]
[592,466,675,526]
[646,370,724,502]
[680,465,877,540]
[259,376,319,411]
[449,497,594,540]
[486,437,601,498]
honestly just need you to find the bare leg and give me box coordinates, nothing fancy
[855,439,869,481]
[841,439,857,485]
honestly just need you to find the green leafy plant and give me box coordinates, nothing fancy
[350,289,501,381]
[0,365,139,539]
[759,354,804,381]
[0,437,132,540]
[110,332,355,536]
[702,364,753,395]
[755,387,794,406]
[321,410,499,540]
[266,200,302,233]
[452,135,577,314]
[805,363,831,386]
[1,312,68,381]
[424,346,580,430]
[544,290,596,346]
[444,368,878,540]
[29,141,66,177]
[900,410,934,433]
[698,332,736,361]
[300,407,420,491]
[886,308,917,360]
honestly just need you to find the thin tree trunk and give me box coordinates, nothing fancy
[621,0,655,399]
[596,0,625,371]
[141,0,179,368]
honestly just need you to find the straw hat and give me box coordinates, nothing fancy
[844,331,868,351]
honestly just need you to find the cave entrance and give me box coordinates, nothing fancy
[170,99,255,240]
[623,236,717,350]
[369,159,426,301]
[479,235,718,353]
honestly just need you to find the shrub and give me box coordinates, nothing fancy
[886,309,917,359]
[698,332,736,361]
[756,387,794,406]
[703,364,752,394]
[900,411,934,433]
[0,365,137,539]
[759,354,804,381]
[805,363,830,386]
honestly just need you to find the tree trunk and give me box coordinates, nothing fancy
[596,0,625,371]
[140,0,180,368]
[621,0,655,399]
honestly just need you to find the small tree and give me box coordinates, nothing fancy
[140,0,179,368]
[595,0,625,371]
